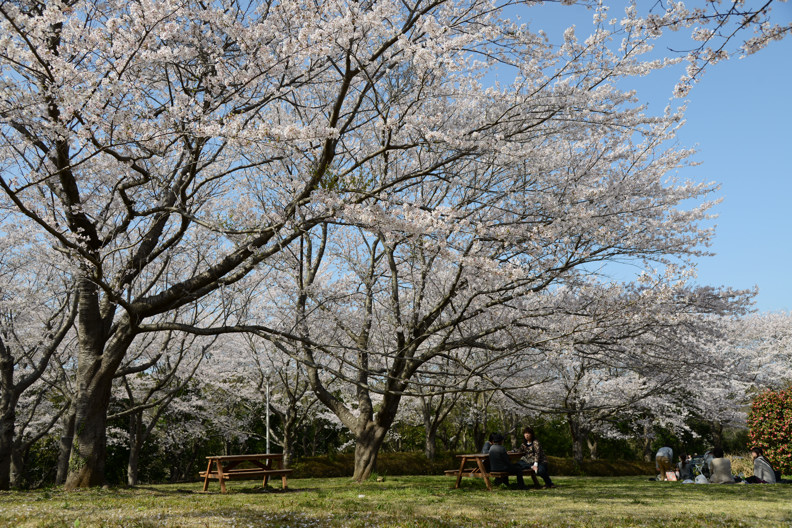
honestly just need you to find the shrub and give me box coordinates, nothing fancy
[747,387,792,473]
[548,456,653,477]
[726,453,753,477]
[291,452,455,478]
[291,452,654,479]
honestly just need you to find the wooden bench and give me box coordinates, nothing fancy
[201,454,293,493]
[445,468,512,478]
[448,453,537,490]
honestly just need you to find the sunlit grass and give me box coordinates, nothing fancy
[0,476,790,527]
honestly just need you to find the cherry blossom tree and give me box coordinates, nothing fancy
[722,312,792,390]
[0,221,76,490]
[110,329,212,486]
[411,357,475,460]
[1,0,786,488]
[496,276,752,465]
[257,204,744,480]
[244,337,330,467]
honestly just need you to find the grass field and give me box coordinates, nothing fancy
[0,475,790,528]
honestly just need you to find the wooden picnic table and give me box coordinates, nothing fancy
[201,453,293,493]
[446,452,536,491]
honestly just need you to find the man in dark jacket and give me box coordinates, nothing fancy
[487,433,526,489]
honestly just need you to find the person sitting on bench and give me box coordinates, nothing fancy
[518,426,555,488]
[487,433,526,489]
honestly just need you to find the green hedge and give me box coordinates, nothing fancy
[548,456,655,477]
[290,452,654,479]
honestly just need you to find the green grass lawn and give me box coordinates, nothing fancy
[1,476,790,528]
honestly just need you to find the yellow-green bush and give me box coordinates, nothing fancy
[727,453,753,477]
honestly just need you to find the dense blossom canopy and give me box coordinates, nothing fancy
[0,0,788,486]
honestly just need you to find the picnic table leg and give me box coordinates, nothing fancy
[281,474,288,489]
[454,457,467,489]
[202,460,213,492]
[216,460,227,494]
[475,457,493,491]
[529,468,540,488]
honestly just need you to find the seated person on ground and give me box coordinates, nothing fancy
[708,447,735,484]
[517,426,554,488]
[748,446,777,484]
[678,452,693,481]
[487,433,526,489]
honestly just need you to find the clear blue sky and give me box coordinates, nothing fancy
[677,34,792,313]
[514,2,792,313]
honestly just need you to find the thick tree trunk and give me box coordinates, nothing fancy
[642,422,653,462]
[56,408,76,485]
[0,401,16,490]
[127,443,141,486]
[422,407,436,460]
[64,340,131,488]
[64,277,131,489]
[572,435,585,466]
[65,382,113,488]
[0,346,17,491]
[126,412,146,486]
[568,416,587,467]
[472,422,486,454]
[10,444,24,488]
[424,427,437,461]
[352,424,388,481]
[710,421,724,450]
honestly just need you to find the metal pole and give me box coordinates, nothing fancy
[266,376,270,454]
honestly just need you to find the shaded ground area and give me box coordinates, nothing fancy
[0,476,790,527]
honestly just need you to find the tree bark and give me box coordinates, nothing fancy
[65,382,113,488]
[64,289,132,489]
[472,421,486,454]
[281,415,295,468]
[0,392,16,490]
[127,444,141,486]
[420,392,461,461]
[352,424,388,481]
[587,436,599,460]
[0,412,14,490]
[568,415,587,467]
[56,408,76,485]
[710,421,724,451]
[127,413,144,486]
[424,427,437,461]
[642,422,653,463]
[9,445,24,488]
[0,338,17,490]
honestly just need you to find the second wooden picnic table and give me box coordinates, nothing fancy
[201,453,293,493]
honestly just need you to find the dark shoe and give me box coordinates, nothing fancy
[544,484,556,489]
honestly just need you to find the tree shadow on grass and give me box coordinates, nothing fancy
[128,485,196,495]
[235,485,312,494]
